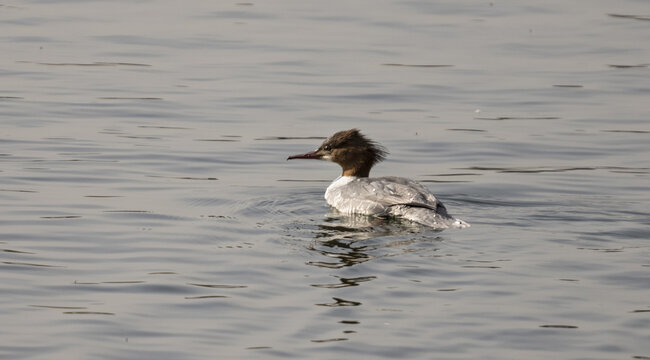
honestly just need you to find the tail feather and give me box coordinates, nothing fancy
[388,204,469,229]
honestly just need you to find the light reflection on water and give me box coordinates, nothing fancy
[2,0,650,359]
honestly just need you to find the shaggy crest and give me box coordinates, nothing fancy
[319,129,388,168]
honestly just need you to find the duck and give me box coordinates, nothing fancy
[287,129,468,229]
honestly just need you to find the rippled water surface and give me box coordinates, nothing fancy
[2,1,649,359]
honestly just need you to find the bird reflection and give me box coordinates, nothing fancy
[304,212,443,269]
[315,297,362,307]
[311,275,376,288]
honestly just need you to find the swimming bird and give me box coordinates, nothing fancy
[287,129,468,229]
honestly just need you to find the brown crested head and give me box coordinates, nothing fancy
[287,129,388,177]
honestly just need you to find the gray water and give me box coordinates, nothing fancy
[1,1,649,359]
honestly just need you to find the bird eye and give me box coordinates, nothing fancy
[323,145,331,151]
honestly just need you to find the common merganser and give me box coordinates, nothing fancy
[287,129,469,229]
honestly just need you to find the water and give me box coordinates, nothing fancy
[1,1,649,359]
